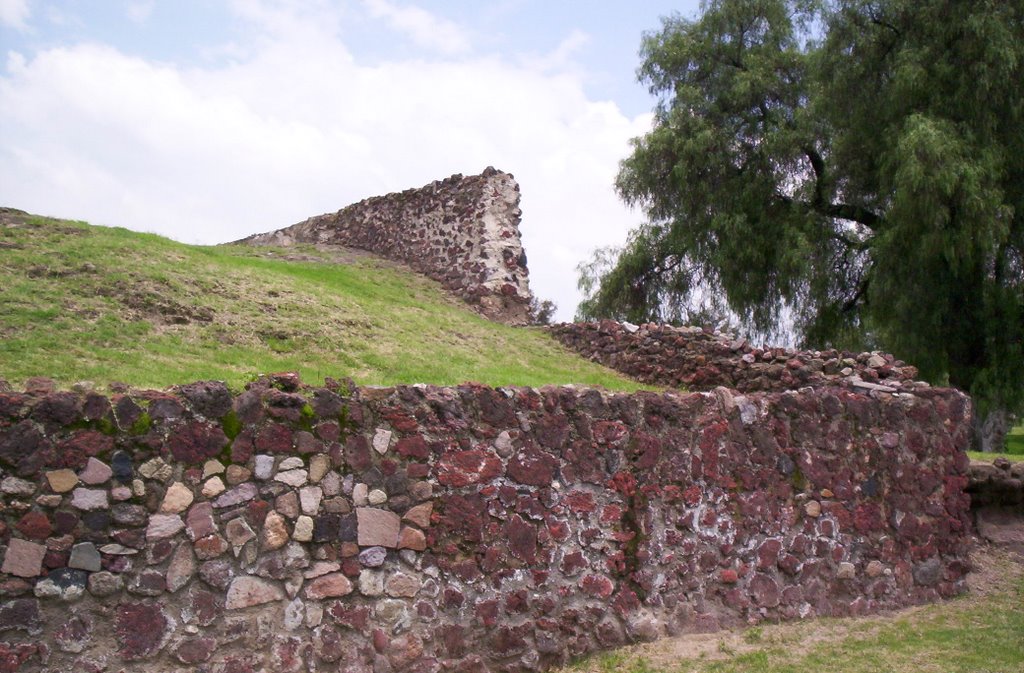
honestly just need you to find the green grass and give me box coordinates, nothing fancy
[0,209,643,391]
[1006,424,1024,455]
[566,558,1024,673]
[968,451,1024,463]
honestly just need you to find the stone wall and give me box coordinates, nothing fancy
[967,458,1024,508]
[548,320,925,395]
[0,371,972,672]
[238,168,533,325]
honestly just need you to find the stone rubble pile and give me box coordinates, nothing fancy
[548,320,925,394]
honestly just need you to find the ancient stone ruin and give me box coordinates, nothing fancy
[0,350,972,671]
[237,168,534,325]
[0,178,983,672]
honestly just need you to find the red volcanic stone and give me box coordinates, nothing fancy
[441,624,466,657]
[757,539,783,570]
[0,642,38,671]
[607,471,637,498]
[396,435,430,460]
[475,599,499,627]
[443,587,464,608]
[344,435,372,472]
[15,512,52,541]
[185,502,217,541]
[56,431,113,469]
[535,414,570,449]
[187,587,222,627]
[547,518,570,542]
[230,430,254,464]
[563,490,596,514]
[407,463,429,478]
[381,407,419,433]
[256,423,294,454]
[505,589,529,613]
[507,444,558,486]
[503,515,537,564]
[560,550,588,575]
[32,391,81,426]
[854,503,884,534]
[778,553,802,576]
[437,449,502,487]
[315,421,340,442]
[479,546,504,573]
[173,637,217,665]
[452,559,482,583]
[491,624,530,658]
[328,603,371,631]
[600,504,623,524]
[387,634,424,670]
[372,629,389,653]
[612,588,641,616]
[581,574,615,598]
[592,420,628,445]
[216,654,258,673]
[749,573,781,607]
[167,422,228,464]
[719,569,739,584]
[562,441,606,484]
[294,430,321,454]
[0,599,40,634]
[115,602,170,660]
[267,636,305,673]
[629,432,661,469]
[313,626,345,662]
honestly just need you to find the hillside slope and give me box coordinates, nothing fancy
[0,208,640,391]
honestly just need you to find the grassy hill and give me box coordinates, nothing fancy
[0,208,641,392]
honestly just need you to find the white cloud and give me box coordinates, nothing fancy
[0,2,647,320]
[0,0,30,30]
[362,0,471,56]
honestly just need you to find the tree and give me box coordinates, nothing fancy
[580,0,1023,450]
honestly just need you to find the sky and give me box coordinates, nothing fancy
[0,0,702,320]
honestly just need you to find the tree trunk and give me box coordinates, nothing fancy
[972,405,1010,453]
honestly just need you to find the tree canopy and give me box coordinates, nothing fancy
[579,0,1023,446]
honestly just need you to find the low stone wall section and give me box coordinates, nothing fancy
[967,459,1024,508]
[548,321,925,395]
[0,374,972,672]
[238,168,533,324]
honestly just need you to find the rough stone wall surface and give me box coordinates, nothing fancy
[549,320,925,395]
[0,372,972,672]
[238,168,533,325]
[967,458,1024,507]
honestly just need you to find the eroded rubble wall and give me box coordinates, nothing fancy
[238,168,533,325]
[0,369,972,672]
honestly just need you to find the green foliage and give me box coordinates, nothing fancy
[0,211,644,392]
[128,412,152,436]
[581,0,1024,422]
[221,410,242,440]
